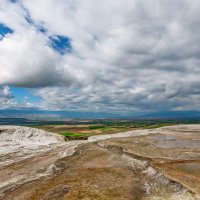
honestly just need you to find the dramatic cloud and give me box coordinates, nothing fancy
[0,85,13,99]
[0,86,15,108]
[0,0,200,113]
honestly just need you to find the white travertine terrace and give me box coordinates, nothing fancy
[0,126,65,155]
[1,125,200,199]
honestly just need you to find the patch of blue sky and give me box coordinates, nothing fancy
[49,35,72,55]
[10,87,41,103]
[0,23,13,39]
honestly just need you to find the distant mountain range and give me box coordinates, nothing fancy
[0,109,200,119]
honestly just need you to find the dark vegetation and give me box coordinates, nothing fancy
[60,132,90,140]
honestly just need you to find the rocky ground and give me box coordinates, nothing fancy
[1,125,200,199]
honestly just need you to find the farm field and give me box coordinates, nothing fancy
[32,121,173,140]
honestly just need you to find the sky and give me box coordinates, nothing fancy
[0,0,200,116]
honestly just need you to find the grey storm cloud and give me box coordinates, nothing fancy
[0,0,200,113]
